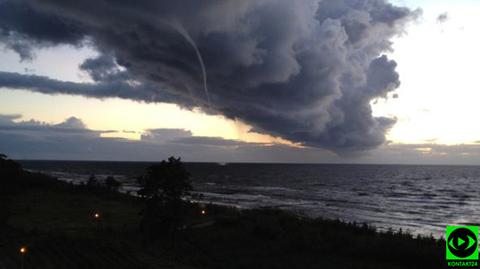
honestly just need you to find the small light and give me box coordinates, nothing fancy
[201,210,206,215]
[19,247,27,254]
[94,213,101,219]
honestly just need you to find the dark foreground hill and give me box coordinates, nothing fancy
[0,156,447,269]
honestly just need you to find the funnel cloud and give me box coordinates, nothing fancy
[0,0,417,154]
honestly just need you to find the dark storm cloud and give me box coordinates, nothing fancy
[79,55,122,82]
[0,0,84,60]
[0,71,194,106]
[0,0,418,154]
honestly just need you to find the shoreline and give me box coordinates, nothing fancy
[23,167,446,239]
[1,166,447,268]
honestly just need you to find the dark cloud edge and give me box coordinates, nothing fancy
[0,0,423,155]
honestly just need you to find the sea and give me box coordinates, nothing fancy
[19,160,480,238]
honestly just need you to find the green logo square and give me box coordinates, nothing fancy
[446,226,479,261]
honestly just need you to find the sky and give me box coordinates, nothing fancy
[1,0,480,164]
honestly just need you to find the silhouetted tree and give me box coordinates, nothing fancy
[137,156,192,244]
[105,176,121,192]
[86,174,99,189]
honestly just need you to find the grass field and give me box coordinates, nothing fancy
[1,186,198,269]
[7,189,141,233]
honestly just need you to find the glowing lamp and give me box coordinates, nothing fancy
[201,210,207,215]
[94,212,101,221]
[19,247,27,255]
